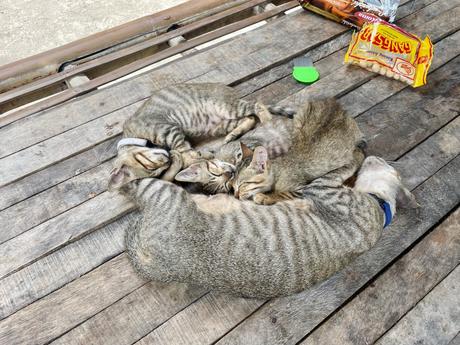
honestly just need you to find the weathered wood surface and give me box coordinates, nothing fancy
[301,208,460,345]
[0,1,459,344]
[449,333,460,345]
[376,265,460,345]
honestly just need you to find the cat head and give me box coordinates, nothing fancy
[354,156,419,214]
[108,146,170,190]
[175,142,253,194]
[233,146,274,200]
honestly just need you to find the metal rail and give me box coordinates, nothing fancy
[0,0,297,127]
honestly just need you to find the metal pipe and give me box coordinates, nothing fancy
[0,0,253,93]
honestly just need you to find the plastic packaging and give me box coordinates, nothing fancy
[298,0,401,28]
[344,21,433,87]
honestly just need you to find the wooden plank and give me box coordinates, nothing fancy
[376,265,460,345]
[301,208,460,345]
[0,254,146,345]
[356,56,460,161]
[0,103,132,187]
[397,117,460,189]
[1,2,457,189]
[0,191,133,279]
[0,5,345,158]
[0,137,116,211]
[0,160,112,244]
[0,212,132,320]
[50,284,208,345]
[135,293,263,345]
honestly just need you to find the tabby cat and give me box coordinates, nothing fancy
[117,155,417,298]
[232,99,365,204]
[175,115,294,193]
[109,83,294,190]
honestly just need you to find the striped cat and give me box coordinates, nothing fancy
[232,99,365,204]
[109,83,294,190]
[175,115,293,193]
[119,155,417,298]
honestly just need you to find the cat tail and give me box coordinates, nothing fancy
[267,104,296,119]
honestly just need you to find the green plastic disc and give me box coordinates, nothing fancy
[292,66,320,84]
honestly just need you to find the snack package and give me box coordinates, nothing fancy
[344,21,433,87]
[298,0,400,28]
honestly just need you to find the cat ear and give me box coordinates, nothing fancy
[108,165,134,191]
[396,186,419,209]
[238,142,254,161]
[250,146,268,173]
[175,163,204,183]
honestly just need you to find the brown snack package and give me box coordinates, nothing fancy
[298,0,400,29]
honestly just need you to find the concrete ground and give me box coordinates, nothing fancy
[0,0,187,67]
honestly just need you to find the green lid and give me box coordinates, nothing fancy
[292,66,320,84]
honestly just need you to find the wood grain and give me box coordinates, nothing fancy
[0,212,133,320]
[301,208,460,345]
[376,265,460,345]
[0,137,117,211]
[0,254,145,345]
[0,191,133,279]
[0,160,113,244]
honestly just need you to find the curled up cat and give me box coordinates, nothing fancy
[115,156,417,298]
[231,98,365,204]
[108,83,295,190]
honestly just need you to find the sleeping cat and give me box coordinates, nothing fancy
[232,99,365,204]
[175,115,293,194]
[109,83,294,189]
[117,155,417,298]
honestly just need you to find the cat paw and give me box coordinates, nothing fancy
[162,151,183,181]
[253,193,276,205]
[224,133,237,144]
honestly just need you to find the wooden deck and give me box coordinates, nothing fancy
[0,0,459,344]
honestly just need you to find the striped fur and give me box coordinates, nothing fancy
[120,156,413,298]
[113,83,294,186]
[233,99,365,204]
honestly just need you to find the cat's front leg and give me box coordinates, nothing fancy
[162,150,183,181]
[224,116,257,143]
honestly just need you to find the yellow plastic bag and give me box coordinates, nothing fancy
[344,21,433,87]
